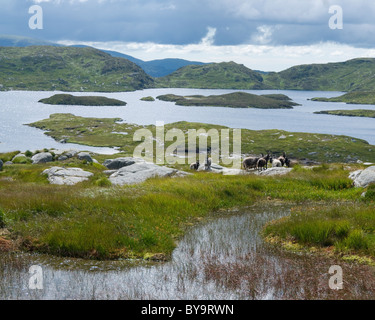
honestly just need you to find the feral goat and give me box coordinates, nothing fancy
[270,156,282,167]
[243,154,262,171]
[278,152,286,167]
[190,160,200,171]
[257,153,270,171]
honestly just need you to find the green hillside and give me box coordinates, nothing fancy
[0,46,154,92]
[312,91,375,104]
[315,109,375,118]
[156,92,299,109]
[263,58,375,91]
[155,61,267,89]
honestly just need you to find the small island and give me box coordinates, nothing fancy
[39,94,127,106]
[311,92,375,105]
[315,109,375,119]
[156,92,299,109]
[140,96,155,101]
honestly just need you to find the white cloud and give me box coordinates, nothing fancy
[200,27,216,46]
[251,25,276,45]
[57,39,375,72]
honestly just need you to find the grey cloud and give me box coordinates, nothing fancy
[1,0,375,48]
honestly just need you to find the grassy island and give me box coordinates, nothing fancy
[315,109,375,119]
[27,113,375,163]
[312,92,375,105]
[156,92,299,109]
[39,94,127,106]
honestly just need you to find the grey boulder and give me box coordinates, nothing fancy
[103,157,144,170]
[43,167,93,185]
[109,162,184,186]
[32,152,53,164]
[350,166,375,188]
[77,152,93,163]
[256,167,293,176]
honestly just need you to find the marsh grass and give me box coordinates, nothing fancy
[0,161,371,260]
[264,203,375,258]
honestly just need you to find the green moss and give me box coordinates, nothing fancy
[12,156,32,164]
[0,151,20,163]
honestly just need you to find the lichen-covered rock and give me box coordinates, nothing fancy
[43,167,93,185]
[103,157,144,170]
[350,166,375,188]
[31,152,53,164]
[77,152,93,163]
[256,167,293,176]
[109,162,185,185]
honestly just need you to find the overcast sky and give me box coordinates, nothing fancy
[1,0,375,71]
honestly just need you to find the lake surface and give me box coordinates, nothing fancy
[1,89,375,153]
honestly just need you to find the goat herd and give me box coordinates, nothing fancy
[190,152,298,172]
[242,152,297,172]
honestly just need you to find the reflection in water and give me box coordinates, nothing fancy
[1,204,374,300]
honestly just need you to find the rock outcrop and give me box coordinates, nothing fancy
[43,167,93,185]
[256,167,293,176]
[109,162,188,186]
[77,152,93,163]
[349,166,375,188]
[31,152,53,164]
[103,157,143,170]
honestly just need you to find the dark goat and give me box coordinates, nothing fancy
[257,153,270,171]
[243,156,260,171]
[278,152,286,166]
[190,160,200,170]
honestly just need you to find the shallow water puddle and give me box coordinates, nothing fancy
[1,204,374,299]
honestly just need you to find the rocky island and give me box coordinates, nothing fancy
[39,94,127,106]
[156,92,299,109]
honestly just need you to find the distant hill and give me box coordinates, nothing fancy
[155,61,267,89]
[71,45,205,77]
[155,58,375,92]
[0,35,206,77]
[0,46,154,92]
[101,51,205,77]
[263,58,375,91]
[0,35,58,47]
